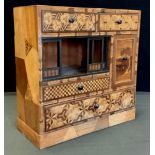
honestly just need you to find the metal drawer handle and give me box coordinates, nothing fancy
[122,57,128,61]
[77,84,84,91]
[94,102,100,109]
[68,17,75,23]
[115,20,122,24]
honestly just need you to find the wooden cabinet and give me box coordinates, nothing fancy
[13,5,141,149]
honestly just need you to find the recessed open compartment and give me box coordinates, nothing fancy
[42,40,60,78]
[42,36,110,80]
[88,37,109,72]
[61,38,87,76]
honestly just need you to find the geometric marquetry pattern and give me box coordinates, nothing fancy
[25,40,32,56]
[99,14,139,31]
[42,77,110,101]
[41,11,96,32]
[44,89,135,131]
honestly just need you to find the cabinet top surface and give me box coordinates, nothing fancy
[13,5,141,13]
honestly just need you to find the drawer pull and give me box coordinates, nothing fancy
[77,85,84,91]
[122,57,128,61]
[94,102,100,109]
[68,17,75,23]
[115,20,122,24]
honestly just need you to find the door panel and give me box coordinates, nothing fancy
[113,35,137,88]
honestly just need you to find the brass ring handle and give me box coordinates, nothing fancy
[68,17,75,23]
[115,20,122,24]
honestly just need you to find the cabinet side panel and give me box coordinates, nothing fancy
[15,58,27,122]
[14,6,40,133]
[135,11,141,86]
[14,6,38,58]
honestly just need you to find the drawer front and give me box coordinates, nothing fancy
[42,76,110,101]
[99,14,139,31]
[41,11,96,32]
[44,88,135,131]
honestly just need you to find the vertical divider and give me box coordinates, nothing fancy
[101,37,105,69]
[87,38,90,72]
[104,37,109,70]
[92,39,94,63]
[58,39,62,75]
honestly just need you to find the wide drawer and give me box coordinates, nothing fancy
[44,88,135,131]
[41,11,96,32]
[42,75,110,101]
[99,14,139,31]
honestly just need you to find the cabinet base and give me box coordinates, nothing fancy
[17,107,136,149]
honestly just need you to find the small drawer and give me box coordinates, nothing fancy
[99,14,139,31]
[42,75,110,102]
[41,11,96,33]
[44,88,135,131]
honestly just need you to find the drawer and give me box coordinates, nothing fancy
[99,14,139,31]
[41,11,96,32]
[44,88,135,131]
[42,76,110,101]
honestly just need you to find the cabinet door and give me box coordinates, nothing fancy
[112,35,137,88]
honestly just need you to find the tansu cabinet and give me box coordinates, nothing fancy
[13,5,141,149]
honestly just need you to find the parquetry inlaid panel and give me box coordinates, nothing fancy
[41,11,96,32]
[44,89,135,131]
[42,76,110,101]
[99,14,139,31]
